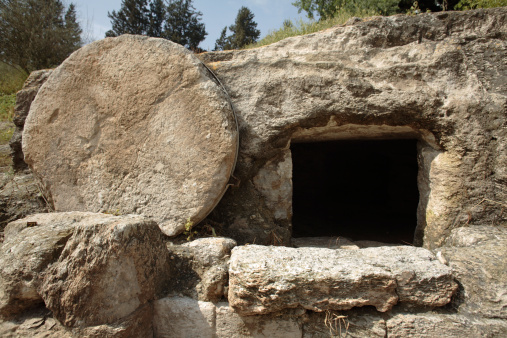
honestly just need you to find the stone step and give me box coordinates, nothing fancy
[228,245,457,315]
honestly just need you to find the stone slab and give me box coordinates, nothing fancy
[228,245,457,315]
[22,35,238,237]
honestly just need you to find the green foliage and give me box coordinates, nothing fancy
[0,93,15,147]
[165,0,207,50]
[0,93,15,122]
[183,218,197,241]
[103,209,121,216]
[292,0,467,18]
[0,0,82,73]
[106,0,150,37]
[454,0,507,9]
[106,0,207,51]
[249,7,377,49]
[215,7,261,51]
[293,0,399,19]
[0,62,27,95]
[148,0,166,37]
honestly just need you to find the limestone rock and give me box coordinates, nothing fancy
[228,245,456,315]
[0,307,71,338]
[360,246,458,307]
[9,70,53,172]
[0,212,92,316]
[386,313,507,338]
[0,173,50,238]
[153,297,215,338]
[439,226,507,319]
[23,35,238,237]
[71,304,154,338]
[166,237,236,302]
[198,8,507,247]
[215,302,302,338]
[39,213,169,327]
[302,309,386,338]
[292,237,359,249]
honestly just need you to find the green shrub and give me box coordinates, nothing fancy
[455,0,507,9]
[0,94,16,123]
[0,62,27,95]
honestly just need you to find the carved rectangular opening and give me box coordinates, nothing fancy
[291,139,419,244]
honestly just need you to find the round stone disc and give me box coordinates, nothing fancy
[22,35,238,236]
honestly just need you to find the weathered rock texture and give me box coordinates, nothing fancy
[198,8,507,248]
[0,212,169,336]
[23,35,238,237]
[0,173,50,237]
[439,225,507,319]
[228,245,456,315]
[153,297,216,337]
[303,308,386,338]
[166,237,236,302]
[0,212,89,316]
[386,313,507,337]
[40,214,168,327]
[9,70,53,173]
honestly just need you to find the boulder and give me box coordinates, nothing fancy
[9,70,53,172]
[166,237,236,302]
[439,226,507,319]
[22,35,238,237]
[386,313,507,338]
[39,213,169,328]
[0,212,93,316]
[228,245,456,315]
[0,212,169,336]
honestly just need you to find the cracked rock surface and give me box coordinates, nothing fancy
[228,245,457,315]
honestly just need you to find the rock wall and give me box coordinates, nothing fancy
[199,8,507,248]
[1,213,506,337]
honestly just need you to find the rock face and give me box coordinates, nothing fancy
[303,308,386,338]
[9,70,53,173]
[0,173,50,237]
[386,313,507,338]
[166,237,236,302]
[439,226,507,319]
[198,8,507,247]
[153,297,216,338]
[40,214,168,327]
[0,212,169,336]
[228,245,457,315]
[0,212,79,316]
[22,35,238,237]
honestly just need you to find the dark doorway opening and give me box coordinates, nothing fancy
[291,139,419,244]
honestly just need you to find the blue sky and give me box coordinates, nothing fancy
[71,0,304,51]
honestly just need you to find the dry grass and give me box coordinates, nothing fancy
[246,8,379,49]
[324,310,350,337]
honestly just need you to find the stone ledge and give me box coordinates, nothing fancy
[228,245,457,315]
